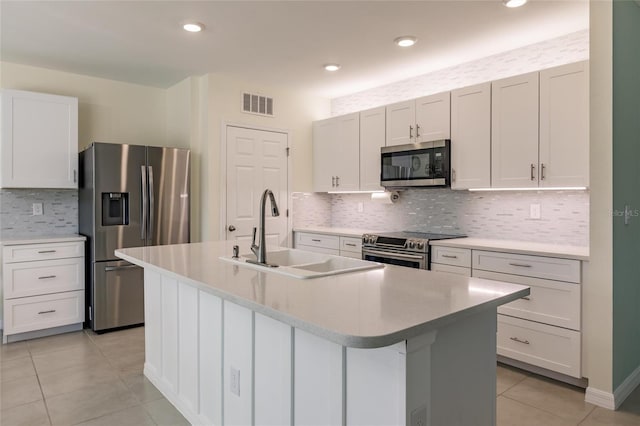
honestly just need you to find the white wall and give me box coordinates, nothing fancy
[0,62,168,150]
[201,72,330,241]
[584,0,613,395]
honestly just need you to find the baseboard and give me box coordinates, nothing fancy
[585,387,616,410]
[4,323,83,344]
[585,365,640,410]
[614,363,640,409]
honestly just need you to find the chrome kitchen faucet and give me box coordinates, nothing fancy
[247,189,280,267]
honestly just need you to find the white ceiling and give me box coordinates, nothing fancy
[0,1,589,98]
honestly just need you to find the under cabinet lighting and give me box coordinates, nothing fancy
[468,187,587,192]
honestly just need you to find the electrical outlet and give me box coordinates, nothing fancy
[32,203,44,216]
[410,405,427,426]
[230,366,240,396]
[357,202,364,213]
[529,204,541,220]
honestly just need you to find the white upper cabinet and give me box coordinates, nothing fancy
[1,89,78,189]
[386,92,450,147]
[450,83,491,190]
[385,100,415,146]
[359,107,385,191]
[491,72,540,188]
[415,92,451,142]
[539,61,589,188]
[312,113,359,192]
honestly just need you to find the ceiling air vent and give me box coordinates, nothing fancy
[242,92,274,117]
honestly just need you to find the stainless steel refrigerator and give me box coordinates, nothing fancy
[79,142,190,332]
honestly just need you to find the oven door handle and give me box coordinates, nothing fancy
[363,249,425,261]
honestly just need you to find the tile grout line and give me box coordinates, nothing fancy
[31,352,54,426]
[500,394,583,425]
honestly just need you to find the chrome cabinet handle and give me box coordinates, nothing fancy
[541,163,546,180]
[38,250,56,254]
[509,262,532,268]
[441,254,458,259]
[521,296,531,301]
[530,163,536,181]
[331,176,336,187]
[38,275,57,280]
[510,337,530,345]
[409,125,414,139]
[74,169,77,183]
[452,168,456,183]
[416,124,421,138]
[38,310,56,315]
[345,243,357,247]
[311,239,322,242]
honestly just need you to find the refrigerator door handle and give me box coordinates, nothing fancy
[141,165,147,241]
[148,165,155,243]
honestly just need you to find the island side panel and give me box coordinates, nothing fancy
[294,328,343,425]
[144,269,162,379]
[254,312,292,425]
[178,283,199,414]
[223,301,253,425]
[199,291,223,425]
[429,308,498,426]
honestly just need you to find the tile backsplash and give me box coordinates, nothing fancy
[293,189,589,247]
[0,189,78,239]
[332,30,589,116]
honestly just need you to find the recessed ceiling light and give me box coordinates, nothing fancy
[503,0,527,8]
[394,36,417,47]
[324,64,341,72]
[183,22,204,32]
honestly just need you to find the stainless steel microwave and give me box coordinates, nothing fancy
[380,139,451,188]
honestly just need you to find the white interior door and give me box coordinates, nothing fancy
[226,126,289,248]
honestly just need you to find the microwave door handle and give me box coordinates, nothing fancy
[148,166,155,244]
[141,166,147,241]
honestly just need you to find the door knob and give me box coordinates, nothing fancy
[228,225,236,232]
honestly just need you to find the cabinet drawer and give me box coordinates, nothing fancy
[340,250,362,260]
[497,315,581,378]
[472,250,580,283]
[430,263,471,277]
[4,291,84,335]
[340,237,362,254]
[295,233,340,250]
[474,269,580,330]
[3,241,84,263]
[3,258,84,299]
[431,246,471,268]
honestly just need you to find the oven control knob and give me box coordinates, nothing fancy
[362,235,368,243]
[408,241,415,249]
[416,242,425,250]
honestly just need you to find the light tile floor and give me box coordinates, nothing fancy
[1,328,639,425]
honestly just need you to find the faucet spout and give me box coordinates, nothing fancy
[251,189,280,265]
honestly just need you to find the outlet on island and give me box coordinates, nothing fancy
[32,203,44,216]
[230,366,241,396]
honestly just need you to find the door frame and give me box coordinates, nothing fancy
[220,121,293,247]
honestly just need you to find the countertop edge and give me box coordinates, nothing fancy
[1,234,87,246]
[116,248,530,349]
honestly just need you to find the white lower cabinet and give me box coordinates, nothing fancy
[431,243,583,380]
[497,315,581,378]
[294,231,364,259]
[2,238,85,343]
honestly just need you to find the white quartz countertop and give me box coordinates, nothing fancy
[0,234,86,246]
[429,237,589,261]
[293,227,382,238]
[116,241,528,349]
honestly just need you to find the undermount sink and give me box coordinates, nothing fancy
[220,248,384,279]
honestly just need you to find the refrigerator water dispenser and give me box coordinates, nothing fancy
[101,192,129,226]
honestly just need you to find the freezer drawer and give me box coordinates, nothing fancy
[93,260,144,331]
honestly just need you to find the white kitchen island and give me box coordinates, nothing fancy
[116,241,529,426]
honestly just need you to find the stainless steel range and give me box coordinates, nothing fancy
[362,231,465,269]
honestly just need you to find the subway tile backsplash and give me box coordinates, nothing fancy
[0,189,78,239]
[293,189,589,247]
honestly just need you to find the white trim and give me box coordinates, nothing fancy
[585,387,615,410]
[614,363,640,408]
[220,121,293,246]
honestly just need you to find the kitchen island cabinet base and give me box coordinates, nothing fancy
[142,268,498,426]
